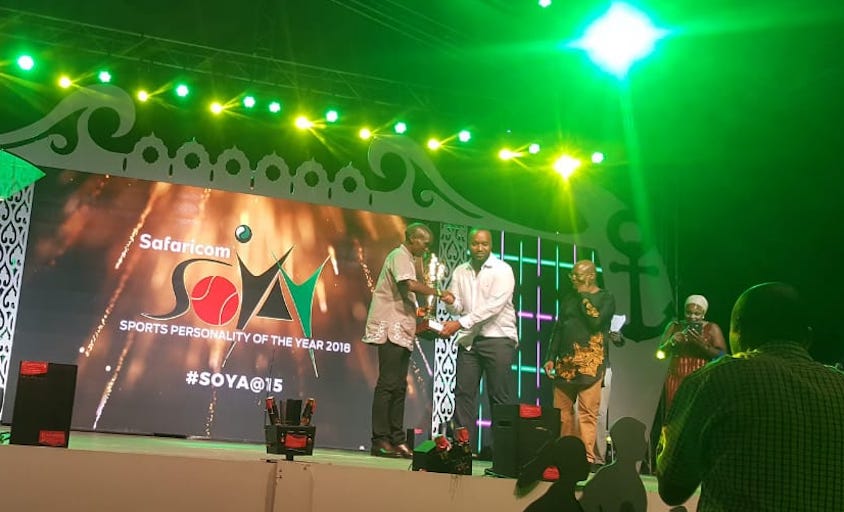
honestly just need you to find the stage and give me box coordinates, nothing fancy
[0,429,698,511]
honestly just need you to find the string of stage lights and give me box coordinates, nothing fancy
[6,52,607,181]
[4,2,664,181]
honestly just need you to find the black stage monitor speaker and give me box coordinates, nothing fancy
[10,361,78,447]
[491,403,560,478]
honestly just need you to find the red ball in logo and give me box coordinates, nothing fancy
[190,276,240,325]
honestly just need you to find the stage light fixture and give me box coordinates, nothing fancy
[97,71,112,83]
[458,130,471,142]
[528,143,541,154]
[574,3,664,77]
[295,116,313,130]
[656,349,666,360]
[243,96,256,108]
[591,151,605,164]
[539,0,552,7]
[498,148,519,160]
[394,122,407,134]
[136,90,150,102]
[359,128,373,140]
[553,155,581,179]
[427,138,442,150]
[210,101,224,114]
[175,84,190,97]
[16,55,35,71]
[268,101,282,114]
[325,109,339,123]
[58,76,73,89]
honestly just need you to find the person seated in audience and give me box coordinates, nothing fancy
[657,282,844,510]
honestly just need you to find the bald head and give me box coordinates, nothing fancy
[569,260,597,291]
[730,282,811,353]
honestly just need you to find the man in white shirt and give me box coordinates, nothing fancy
[440,228,518,448]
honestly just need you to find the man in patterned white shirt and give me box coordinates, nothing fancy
[362,222,454,458]
[440,228,518,449]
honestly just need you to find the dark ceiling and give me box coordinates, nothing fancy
[2,0,843,357]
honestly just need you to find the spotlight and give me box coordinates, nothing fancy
[210,102,224,114]
[498,148,519,160]
[359,128,372,140]
[16,55,35,71]
[458,130,471,142]
[427,138,441,150]
[553,155,581,179]
[243,96,256,108]
[295,116,313,130]
[97,71,112,83]
[268,101,282,113]
[137,90,150,102]
[575,3,664,77]
[58,76,73,89]
[656,349,666,360]
[325,109,339,123]
[394,122,407,134]
[591,151,605,164]
[175,84,190,97]
[539,0,552,7]
[528,143,541,154]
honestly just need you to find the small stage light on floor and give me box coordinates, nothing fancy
[412,427,472,475]
[264,396,317,461]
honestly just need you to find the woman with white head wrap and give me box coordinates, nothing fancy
[658,294,727,411]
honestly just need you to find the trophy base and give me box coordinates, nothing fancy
[416,319,445,340]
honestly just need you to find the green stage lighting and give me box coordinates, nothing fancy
[16,55,34,71]
[359,128,372,140]
[137,90,150,102]
[210,102,224,114]
[394,122,407,134]
[528,143,541,154]
[243,96,256,108]
[175,84,190,97]
[325,110,339,123]
[58,76,72,89]
[427,139,441,151]
[498,148,519,160]
[97,71,112,83]
[268,101,281,113]
[591,151,605,164]
[539,0,552,7]
[575,3,663,77]
[458,130,471,142]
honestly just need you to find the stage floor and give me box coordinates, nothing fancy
[0,427,694,512]
[0,426,665,489]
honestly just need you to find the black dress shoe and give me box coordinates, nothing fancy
[394,443,414,459]
[370,441,399,458]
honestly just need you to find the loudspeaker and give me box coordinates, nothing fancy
[10,361,77,447]
[491,403,560,478]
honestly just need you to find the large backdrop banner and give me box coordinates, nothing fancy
[8,169,438,448]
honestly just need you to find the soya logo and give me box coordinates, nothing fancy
[142,225,327,337]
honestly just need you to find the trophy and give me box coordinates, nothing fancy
[416,252,446,339]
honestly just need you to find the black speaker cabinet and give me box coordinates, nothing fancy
[491,403,560,478]
[10,361,78,447]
